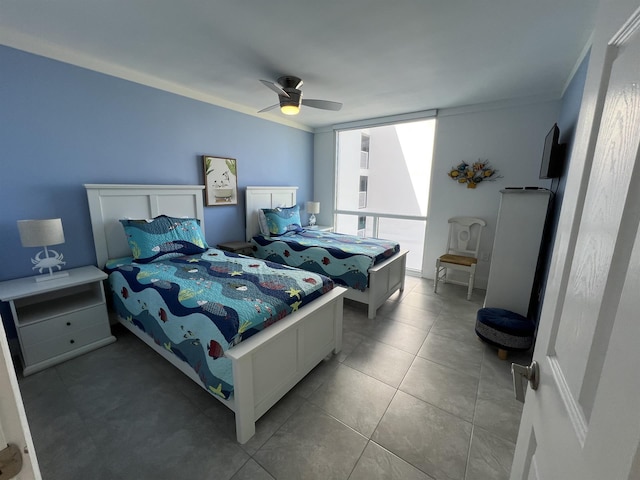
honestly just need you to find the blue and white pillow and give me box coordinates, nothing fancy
[120,215,208,263]
[261,205,303,236]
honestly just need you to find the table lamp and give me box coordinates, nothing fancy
[17,218,69,282]
[306,201,320,227]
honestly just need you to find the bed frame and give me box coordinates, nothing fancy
[84,184,345,444]
[245,186,407,319]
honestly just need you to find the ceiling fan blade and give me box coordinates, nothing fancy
[302,99,343,111]
[258,103,279,113]
[260,79,290,98]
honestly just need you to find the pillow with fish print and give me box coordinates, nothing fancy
[261,205,303,236]
[119,215,209,264]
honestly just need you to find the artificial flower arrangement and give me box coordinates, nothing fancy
[448,159,500,188]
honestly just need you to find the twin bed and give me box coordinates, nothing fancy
[84,183,406,444]
[85,184,346,444]
[245,186,408,319]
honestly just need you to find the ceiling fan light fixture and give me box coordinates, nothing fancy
[280,104,300,115]
[259,75,341,115]
[280,89,302,115]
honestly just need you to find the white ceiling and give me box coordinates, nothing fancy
[0,0,600,130]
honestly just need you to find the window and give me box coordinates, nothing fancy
[359,175,368,208]
[360,151,369,169]
[357,215,367,237]
[360,134,370,169]
[335,119,436,273]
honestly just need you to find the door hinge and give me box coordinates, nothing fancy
[0,444,23,480]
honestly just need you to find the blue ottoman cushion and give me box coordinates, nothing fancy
[475,308,534,351]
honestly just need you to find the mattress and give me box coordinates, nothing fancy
[251,230,400,291]
[105,248,334,399]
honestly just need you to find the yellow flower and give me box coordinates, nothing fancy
[458,178,467,183]
[484,170,493,177]
[450,170,459,178]
[467,181,477,189]
[466,170,474,178]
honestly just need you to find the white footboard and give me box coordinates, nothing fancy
[344,250,408,319]
[226,286,345,443]
[116,286,346,444]
[85,184,348,444]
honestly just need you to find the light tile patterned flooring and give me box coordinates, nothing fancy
[18,276,532,480]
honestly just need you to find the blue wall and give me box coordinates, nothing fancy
[0,46,314,281]
[554,51,591,196]
[0,46,314,338]
[530,51,590,324]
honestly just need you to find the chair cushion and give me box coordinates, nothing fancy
[475,308,534,351]
[438,254,477,266]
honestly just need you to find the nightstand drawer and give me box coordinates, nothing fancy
[22,320,112,366]
[19,304,108,346]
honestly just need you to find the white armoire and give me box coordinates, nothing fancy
[484,188,552,317]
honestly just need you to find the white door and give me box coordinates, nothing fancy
[0,317,41,480]
[511,4,640,479]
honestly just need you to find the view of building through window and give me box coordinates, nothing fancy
[335,119,435,273]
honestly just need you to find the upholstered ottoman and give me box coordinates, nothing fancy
[475,308,534,360]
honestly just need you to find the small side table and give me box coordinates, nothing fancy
[217,241,254,256]
[0,265,116,376]
[306,225,334,232]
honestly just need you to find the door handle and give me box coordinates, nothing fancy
[0,444,22,479]
[511,360,539,403]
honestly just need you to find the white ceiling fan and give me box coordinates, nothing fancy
[258,75,343,116]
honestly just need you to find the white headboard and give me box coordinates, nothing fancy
[85,184,205,268]
[245,186,298,241]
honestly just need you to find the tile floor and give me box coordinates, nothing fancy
[17,276,532,480]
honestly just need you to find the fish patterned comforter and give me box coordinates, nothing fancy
[251,230,400,291]
[105,248,334,399]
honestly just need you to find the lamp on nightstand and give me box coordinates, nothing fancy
[17,218,69,282]
[306,201,320,227]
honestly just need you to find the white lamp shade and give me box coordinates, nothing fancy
[306,201,320,215]
[17,218,65,247]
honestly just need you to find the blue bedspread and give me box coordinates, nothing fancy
[105,248,334,399]
[251,230,400,291]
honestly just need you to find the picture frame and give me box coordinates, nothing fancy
[203,155,238,206]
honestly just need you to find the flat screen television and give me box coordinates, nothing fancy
[540,123,565,179]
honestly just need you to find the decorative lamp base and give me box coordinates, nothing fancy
[309,214,316,227]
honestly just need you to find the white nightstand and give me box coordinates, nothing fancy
[306,225,334,232]
[0,265,116,376]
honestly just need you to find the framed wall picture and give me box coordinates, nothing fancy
[203,155,238,206]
